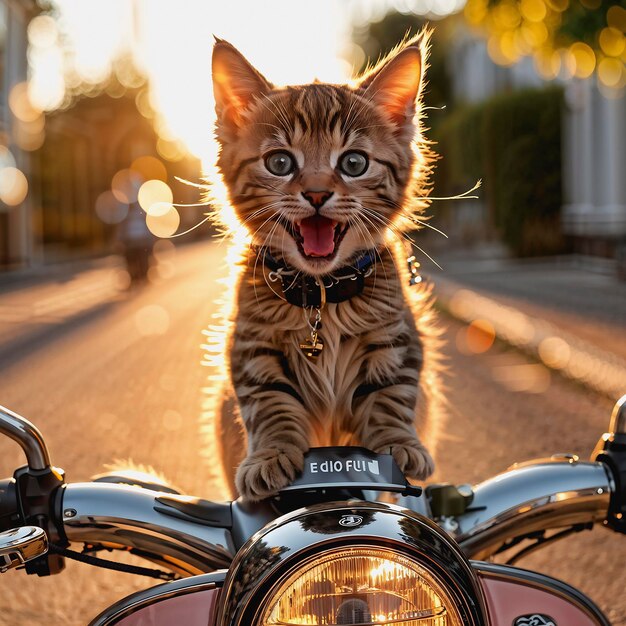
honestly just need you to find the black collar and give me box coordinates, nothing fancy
[256,247,379,308]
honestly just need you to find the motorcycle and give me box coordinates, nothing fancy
[0,395,625,626]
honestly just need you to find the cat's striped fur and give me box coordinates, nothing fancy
[210,32,442,501]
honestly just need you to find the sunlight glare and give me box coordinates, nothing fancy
[39,0,351,170]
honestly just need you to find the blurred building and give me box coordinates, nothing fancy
[449,32,626,260]
[0,0,39,268]
[34,92,200,262]
[563,80,626,257]
[0,14,204,271]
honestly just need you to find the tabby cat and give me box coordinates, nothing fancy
[210,32,441,502]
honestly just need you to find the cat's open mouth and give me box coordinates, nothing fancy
[290,216,349,260]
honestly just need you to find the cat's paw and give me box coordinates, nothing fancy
[235,446,304,502]
[389,443,434,480]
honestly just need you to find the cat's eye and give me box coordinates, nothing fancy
[339,151,368,177]
[265,151,296,176]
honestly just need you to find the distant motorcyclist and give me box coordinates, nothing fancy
[117,204,154,284]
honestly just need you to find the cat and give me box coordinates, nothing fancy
[209,32,441,502]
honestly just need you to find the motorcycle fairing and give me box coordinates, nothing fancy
[89,570,226,626]
[476,562,611,626]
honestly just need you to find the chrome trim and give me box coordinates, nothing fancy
[0,526,48,572]
[456,459,612,560]
[0,405,51,470]
[474,562,610,626]
[61,483,235,575]
[89,570,226,626]
[609,394,626,435]
[217,500,489,626]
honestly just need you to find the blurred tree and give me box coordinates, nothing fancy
[463,0,625,88]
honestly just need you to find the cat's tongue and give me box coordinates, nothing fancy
[298,215,337,257]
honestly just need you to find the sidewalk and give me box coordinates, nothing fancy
[428,250,626,400]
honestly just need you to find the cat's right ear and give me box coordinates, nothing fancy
[212,40,272,127]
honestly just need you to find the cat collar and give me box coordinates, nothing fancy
[256,247,378,308]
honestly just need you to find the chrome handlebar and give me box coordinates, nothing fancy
[455,457,612,560]
[54,457,614,573]
[60,483,234,575]
[0,406,51,471]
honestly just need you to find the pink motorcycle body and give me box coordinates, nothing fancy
[98,562,608,626]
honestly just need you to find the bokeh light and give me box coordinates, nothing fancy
[463,0,626,88]
[0,167,29,206]
[138,180,173,216]
[538,336,571,369]
[111,169,142,204]
[8,82,42,123]
[134,304,170,336]
[131,156,168,182]
[95,190,129,224]
[492,363,551,393]
[0,146,17,170]
[162,409,182,431]
[598,57,625,88]
[146,205,180,238]
[27,15,58,48]
[457,319,496,354]
[567,42,596,79]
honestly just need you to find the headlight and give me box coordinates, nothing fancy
[261,546,463,625]
[217,502,487,626]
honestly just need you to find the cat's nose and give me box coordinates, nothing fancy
[301,190,334,210]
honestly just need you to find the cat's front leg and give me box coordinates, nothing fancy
[232,344,310,501]
[352,344,434,480]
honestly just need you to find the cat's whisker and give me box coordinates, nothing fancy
[174,176,211,190]
[360,206,418,246]
[252,216,287,309]
[357,194,449,239]
[350,212,394,299]
[164,216,213,239]
[412,179,481,202]
[347,215,383,314]
[229,207,281,243]
[397,214,448,238]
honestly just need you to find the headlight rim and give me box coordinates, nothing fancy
[217,500,489,626]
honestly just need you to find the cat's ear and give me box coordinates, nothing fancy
[357,33,428,133]
[212,39,273,127]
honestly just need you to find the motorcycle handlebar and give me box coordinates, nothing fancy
[0,406,50,471]
[454,457,612,560]
[0,399,623,575]
[59,483,234,576]
[52,457,615,574]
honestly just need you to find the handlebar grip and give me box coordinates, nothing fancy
[0,478,20,532]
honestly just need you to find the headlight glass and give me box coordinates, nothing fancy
[260,546,463,625]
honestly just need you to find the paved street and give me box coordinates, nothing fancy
[0,241,624,625]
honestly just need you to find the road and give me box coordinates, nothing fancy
[0,240,623,625]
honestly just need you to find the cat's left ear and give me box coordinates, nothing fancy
[357,33,428,134]
[212,38,273,127]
